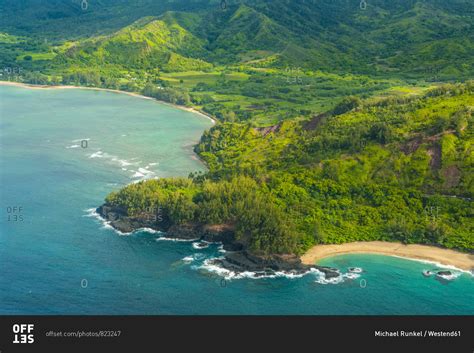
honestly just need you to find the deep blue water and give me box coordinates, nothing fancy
[1,85,473,315]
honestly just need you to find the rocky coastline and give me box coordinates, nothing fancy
[97,204,340,279]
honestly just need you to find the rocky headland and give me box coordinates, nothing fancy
[97,204,340,279]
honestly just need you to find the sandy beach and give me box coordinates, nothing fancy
[0,81,216,124]
[301,241,474,271]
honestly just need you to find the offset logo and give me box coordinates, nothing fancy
[12,324,34,344]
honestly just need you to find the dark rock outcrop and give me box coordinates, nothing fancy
[97,204,160,233]
[436,270,452,276]
[213,251,339,278]
[96,204,339,277]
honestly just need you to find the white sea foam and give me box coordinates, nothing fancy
[131,171,145,178]
[391,255,471,275]
[273,270,313,279]
[83,208,128,235]
[83,208,99,218]
[155,236,199,242]
[348,267,363,273]
[182,253,206,263]
[89,151,104,158]
[83,208,161,236]
[314,276,344,285]
[193,258,235,279]
[130,167,156,180]
[344,272,361,280]
[139,167,152,173]
[137,227,161,234]
[116,226,162,236]
[192,241,210,249]
[436,272,462,281]
[88,150,144,176]
[218,244,226,253]
[66,144,80,149]
[194,257,360,284]
[87,150,158,181]
[311,269,361,285]
[195,258,329,281]
[111,157,135,167]
[100,222,131,235]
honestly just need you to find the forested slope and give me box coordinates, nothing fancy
[105,83,474,255]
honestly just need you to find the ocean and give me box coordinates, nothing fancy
[1,85,472,315]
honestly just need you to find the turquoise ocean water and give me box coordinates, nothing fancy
[0,85,472,315]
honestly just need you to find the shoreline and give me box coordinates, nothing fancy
[301,241,474,272]
[0,81,216,124]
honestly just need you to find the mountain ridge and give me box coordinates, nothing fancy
[2,0,473,77]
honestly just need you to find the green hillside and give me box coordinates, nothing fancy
[54,15,213,73]
[106,83,474,255]
[0,0,212,38]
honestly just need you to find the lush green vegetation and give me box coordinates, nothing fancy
[2,0,473,125]
[106,176,300,254]
[106,83,474,254]
[1,0,472,255]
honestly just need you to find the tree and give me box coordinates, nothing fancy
[332,96,361,115]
